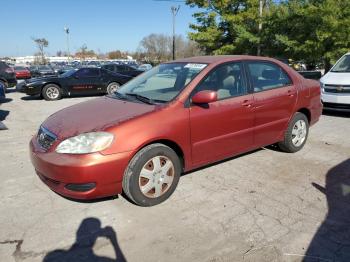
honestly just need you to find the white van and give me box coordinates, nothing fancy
[320,52,350,111]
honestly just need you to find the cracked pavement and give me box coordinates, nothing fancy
[1,91,349,262]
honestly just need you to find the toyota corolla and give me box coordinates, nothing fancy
[30,56,322,206]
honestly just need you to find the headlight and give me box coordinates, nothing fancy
[56,132,114,154]
[320,81,325,93]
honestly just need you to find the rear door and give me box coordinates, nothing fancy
[245,61,297,147]
[189,62,255,166]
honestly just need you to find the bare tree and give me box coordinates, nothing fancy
[139,34,203,63]
[32,37,49,64]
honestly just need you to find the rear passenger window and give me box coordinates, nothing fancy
[247,62,292,92]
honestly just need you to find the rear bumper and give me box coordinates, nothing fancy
[6,78,17,88]
[30,136,134,200]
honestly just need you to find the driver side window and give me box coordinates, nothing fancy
[194,62,247,100]
[75,68,100,78]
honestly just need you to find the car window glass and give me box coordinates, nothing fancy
[194,62,247,100]
[247,62,292,92]
[75,68,100,77]
[118,63,207,102]
[105,65,114,71]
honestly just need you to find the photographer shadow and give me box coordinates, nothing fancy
[303,159,350,261]
[43,217,126,262]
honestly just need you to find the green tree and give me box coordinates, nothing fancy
[266,0,350,70]
[187,0,266,55]
[187,0,350,70]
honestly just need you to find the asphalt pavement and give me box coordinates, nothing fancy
[0,91,349,262]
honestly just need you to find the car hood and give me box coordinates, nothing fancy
[42,96,157,139]
[321,71,350,85]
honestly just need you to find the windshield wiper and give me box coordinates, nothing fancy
[108,91,131,101]
[125,93,164,105]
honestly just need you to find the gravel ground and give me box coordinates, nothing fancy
[0,91,349,262]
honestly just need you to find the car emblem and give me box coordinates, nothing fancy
[39,132,46,142]
[336,86,344,91]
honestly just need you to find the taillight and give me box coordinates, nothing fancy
[5,67,14,73]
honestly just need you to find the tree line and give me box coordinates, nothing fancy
[186,0,350,71]
[31,34,202,65]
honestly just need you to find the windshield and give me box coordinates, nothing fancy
[116,62,207,103]
[60,69,77,77]
[331,55,350,72]
[15,66,26,70]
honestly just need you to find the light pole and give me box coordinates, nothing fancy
[257,0,263,56]
[171,5,180,60]
[64,27,70,61]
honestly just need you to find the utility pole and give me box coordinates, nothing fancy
[171,5,180,60]
[64,27,70,61]
[257,0,263,56]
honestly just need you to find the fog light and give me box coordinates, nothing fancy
[65,183,96,192]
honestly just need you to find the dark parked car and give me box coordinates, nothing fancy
[29,65,56,78]
[30,56,322,206]
[14,66,31,79]
[20,67,132,100]
[102,63,144,78]
[0,61,17,89]
[0,81,5,100]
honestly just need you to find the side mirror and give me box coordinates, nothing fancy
[192,90,217,104]
[73,74,79,79]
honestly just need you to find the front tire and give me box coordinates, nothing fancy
[42,84,62,101]
[278,112,309,153]
[106,82,120,95]
[122,144,181,206]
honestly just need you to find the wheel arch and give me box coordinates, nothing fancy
[137,139,186,172]
[296,107,311,123]
[42,82,67,95]
[0,78,8,85]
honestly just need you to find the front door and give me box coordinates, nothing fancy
[189,62,255,166]
[68,68,103,95]
[245,61,297,147]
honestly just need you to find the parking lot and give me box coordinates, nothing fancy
[0,91,349,262]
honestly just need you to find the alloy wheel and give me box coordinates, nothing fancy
[138,156,175,198]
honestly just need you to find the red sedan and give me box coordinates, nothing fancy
[30,56,322,206]
[14,66,31,79]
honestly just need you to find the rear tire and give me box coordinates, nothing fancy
[42,84,62,101]
[122,143,181,206]
[278,112,309,153]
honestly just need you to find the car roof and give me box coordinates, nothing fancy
[171,55,279,65]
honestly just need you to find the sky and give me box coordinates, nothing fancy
[0,0,200,57]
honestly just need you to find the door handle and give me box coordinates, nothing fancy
[287,90,295,97]
[242,99,252,107]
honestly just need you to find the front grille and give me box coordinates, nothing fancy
[324,84,350,94]
[37,126,57,150]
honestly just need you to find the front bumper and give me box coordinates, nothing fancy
[321,92,350,112]
[20,84,41,95]
[30,136,134,200]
